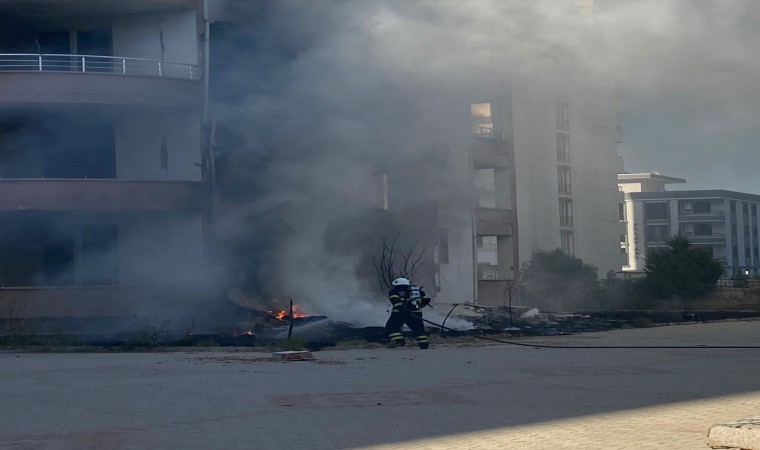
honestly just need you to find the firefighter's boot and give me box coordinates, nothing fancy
[387,332,406,348]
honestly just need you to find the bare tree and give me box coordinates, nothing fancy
[502,278,521,327]
[371,233,428,293]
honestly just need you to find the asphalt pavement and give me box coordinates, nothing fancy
[2,319,760,449]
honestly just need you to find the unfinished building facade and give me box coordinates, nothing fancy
[0,0,209,319]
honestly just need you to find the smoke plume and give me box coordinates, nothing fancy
[211,0,760,323]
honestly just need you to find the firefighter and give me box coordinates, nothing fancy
[385,277,430,349]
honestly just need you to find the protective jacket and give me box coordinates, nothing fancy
[385,284,430,349]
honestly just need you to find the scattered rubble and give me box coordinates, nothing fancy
[271,351,316,361]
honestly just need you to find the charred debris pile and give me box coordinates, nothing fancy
[4,300,759,349]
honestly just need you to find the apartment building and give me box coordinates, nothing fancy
[438,1,622,304]
[508,75,624,277]
[436,75,623,305]
[434,99,519,306]
[0,0,209,319]
[619,173,760,276]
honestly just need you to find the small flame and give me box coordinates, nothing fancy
[270,305,310,320]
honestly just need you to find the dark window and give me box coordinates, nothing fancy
[694,224,712,236]
[645,225,670,242]
[558,166,572,195]
[754,247,759,258]
[560,230,574,254]
[743,203,749,214]
[753,204,757,216]
[699,246,715,258]
[38,31,71,53]
[0,116,116,179]
[644,202,668,220]
[733,246,739,257]
[619,203,625,221]
[559,199,573,227]
[732,224,738,236]
[731,201,736,213]
[77,30,112,56]
[693,201,711,214]
[76,30,114,73]
[556,133,570,162]
[746,247,751,258]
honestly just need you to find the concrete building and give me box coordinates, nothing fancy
[437,82,624,306]
[436,1,623,306]
[0,0,210,319]
[435,101,519,306]
[619,173,760,276]
[510,76,624,277]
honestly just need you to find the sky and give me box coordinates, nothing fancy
[594,0,760,192]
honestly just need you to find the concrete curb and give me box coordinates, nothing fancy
[708,418,760,449]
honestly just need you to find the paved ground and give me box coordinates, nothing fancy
[2,320,760,449]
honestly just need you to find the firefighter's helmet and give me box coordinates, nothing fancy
[392,277,410,286]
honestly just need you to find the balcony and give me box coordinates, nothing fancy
[475,207,516,236]
[472,136,510,169]
[0,54,200,106]
[680,233,727,244]
[677,211,726,222]
[0,179,204,212]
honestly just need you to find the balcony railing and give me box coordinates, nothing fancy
[0,54,200,80]
[471,125,506,141]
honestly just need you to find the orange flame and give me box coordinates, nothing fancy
[270,305,310,320]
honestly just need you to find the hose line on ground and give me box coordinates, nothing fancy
[422,317,760,349]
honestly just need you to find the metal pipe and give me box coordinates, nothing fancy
[287,299,294,341]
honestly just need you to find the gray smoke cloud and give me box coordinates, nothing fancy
[211,0,760,324]
[591,1,760,191]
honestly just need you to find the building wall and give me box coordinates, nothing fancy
[114,111,202,181]
[510,75,623,275]
[112,11,199,65]
[436,209,476,303]
[511,80,560,256]
[436,139,477,303]
[570,87,626,275]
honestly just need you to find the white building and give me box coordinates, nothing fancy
[619,173,760,276]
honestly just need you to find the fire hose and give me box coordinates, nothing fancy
[420,316,760,349]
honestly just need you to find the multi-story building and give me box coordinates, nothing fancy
[510,76,624,276]
[437,2,623,305]
[619,172,760,276]
[435,99,519,306]
[0,0,209,320]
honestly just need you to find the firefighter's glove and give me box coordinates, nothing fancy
[421,298,431,307]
